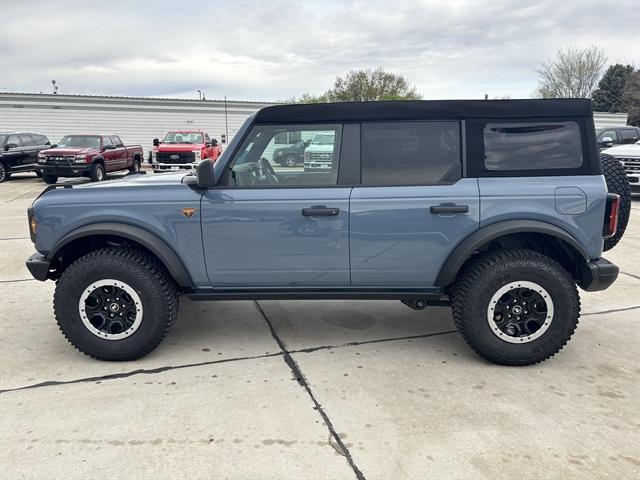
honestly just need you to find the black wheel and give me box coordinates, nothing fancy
[128,158,141,173]
[285,155,298,167]
[42,174,58,184]
[0,162,8,183]
[601,154,631,251]
[451,249,580,366]
[53,248,178,361]
[35,170,43,178]
[91,163,106,182]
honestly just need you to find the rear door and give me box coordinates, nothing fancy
[18,134,38,169]
[201,124,351,287]
[350,121,479,286]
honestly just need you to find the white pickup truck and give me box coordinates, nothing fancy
[602,140,640,191]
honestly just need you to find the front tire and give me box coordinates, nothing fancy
[0,162,8,183]
[285,155,297,167]
[451,249,580,366]
[42,174,58,184]
[54,248,178,361]
[90,163,106,182]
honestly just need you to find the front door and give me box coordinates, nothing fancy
[201,123,350,287]
[349,121,480,286]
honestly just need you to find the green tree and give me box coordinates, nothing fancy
[592,64,635,112]
[534,46,607,98]
[622,71,640,127]
[296,68,421,103]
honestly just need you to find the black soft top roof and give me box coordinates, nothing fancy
[254,99,593,124]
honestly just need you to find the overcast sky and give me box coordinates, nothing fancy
[0,0,638,102]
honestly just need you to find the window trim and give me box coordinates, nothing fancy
[359,119,464,187]
[218,123,345,190]
[466,117,597,178]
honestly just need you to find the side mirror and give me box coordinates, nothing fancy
[601,136,613,147]
[5,142,18,150]
[196,158,216,187]
[50,144,57,149]
[103,144,116,150]
[211,139,218,146]
[153,138,160,147]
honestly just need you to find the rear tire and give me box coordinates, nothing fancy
[42,174,58,184]
[128,158,141,173]
[91,163,106,182]
[601,155,631,251]
[54,248,178,361]
[451,249,580,366]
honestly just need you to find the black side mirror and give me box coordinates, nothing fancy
[153,138,160,147]
[196,159,216,187]
[5,143,18,150]
[205,141,211,147]
[49,144,57,148]
[103,144,116,150]
[211,139,218,146]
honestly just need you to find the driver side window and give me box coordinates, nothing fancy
[225,124,342,187]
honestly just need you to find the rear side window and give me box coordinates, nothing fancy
[620,129,639,143]
[33,134,49,145]
[19,134,35,146]
[361,122,461,185]
[483,122,582,171]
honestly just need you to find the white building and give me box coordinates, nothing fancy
[0,93,274,156]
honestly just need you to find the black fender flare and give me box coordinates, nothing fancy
[92,157,104,164]
[47,222,193,287]
[435,220,590,287]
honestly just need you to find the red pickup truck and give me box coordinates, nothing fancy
[151,130,222,173]
[37,134,143,184]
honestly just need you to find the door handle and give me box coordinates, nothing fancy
[302,206,340,217]
[429,204,469,214]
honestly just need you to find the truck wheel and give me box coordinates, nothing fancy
[53,248,178,361]
[451,249,580,366]
[285,155,297,167]
[128,158,141,173]
[35,170,43,178]
[0,162,7,182]
[601,154,631,251]
[42,174,58,184]
[91,163,106,182]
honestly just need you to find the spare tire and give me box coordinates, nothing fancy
[601,154,631,251]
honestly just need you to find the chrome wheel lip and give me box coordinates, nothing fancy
[487,280,554,344]
[79,279,143,340]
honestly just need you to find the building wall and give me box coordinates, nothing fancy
[0,93,273,156]
[593,112,628,129]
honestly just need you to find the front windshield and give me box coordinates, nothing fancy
[163,132,203,144]
[58,135,101,148]
[311,134,334,145]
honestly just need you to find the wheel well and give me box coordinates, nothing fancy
[93,158,104,166]
[458,232,584,281]
[50,234,183,287]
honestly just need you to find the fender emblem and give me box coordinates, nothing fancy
[181,207,196,218]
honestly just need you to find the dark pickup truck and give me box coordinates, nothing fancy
[37,134,143,183]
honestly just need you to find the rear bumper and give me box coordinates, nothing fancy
[26,252,52,281]
[579,258,619,292]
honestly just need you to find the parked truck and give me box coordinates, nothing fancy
[37,134,143,183]
[151,130,222,173]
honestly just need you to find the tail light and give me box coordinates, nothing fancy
[603,193,620,238]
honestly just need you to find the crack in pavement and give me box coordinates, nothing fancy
[0,278,36,284]
[582,305,640,316]
[620,271,640,281]
[0,237,29,241]
[254,300,366,480]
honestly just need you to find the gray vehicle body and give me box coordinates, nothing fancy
[26,99,618,298]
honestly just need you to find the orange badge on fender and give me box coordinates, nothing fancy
[181,207,196,219]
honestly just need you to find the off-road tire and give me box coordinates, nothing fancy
[601,154,631,251]
[90,163,106,182]
[54,247,178,361]
[451,249,580,366]
[128,158,141,173]
[0,162,8,182]
[42,174,58,184]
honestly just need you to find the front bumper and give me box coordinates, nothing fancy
[26,252,52,281]
[37,165,90,177]
[579,258,619,292]
[153,163,197,172]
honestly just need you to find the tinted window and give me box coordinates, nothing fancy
[361,122,461,185]
[19,134,35,146]
[102,136,113,147]
[599,130,618,142]
[6,135,20,147]
[33,134,49,145]
[620,129,639,142]
[227,125,341,187]
[484,122,582,171]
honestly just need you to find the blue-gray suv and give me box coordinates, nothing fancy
[25,99,624,365]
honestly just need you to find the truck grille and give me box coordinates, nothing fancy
[157,152,195,164]
[616,157,640,174]
[45,156,75,166]
[306,152,333,163]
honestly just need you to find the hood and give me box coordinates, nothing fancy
[156,143,203,152]
[73,171,189,189]
[602,143,640,157]
[41,147,98,155]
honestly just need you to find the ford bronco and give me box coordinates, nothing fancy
[26,99,623,365]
